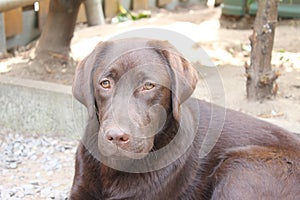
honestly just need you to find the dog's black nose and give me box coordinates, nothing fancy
[105,129,130,144]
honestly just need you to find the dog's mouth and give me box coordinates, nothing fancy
[98,133,154,160]
[104,147,150,160]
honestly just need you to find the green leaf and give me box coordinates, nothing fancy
[247,0,256,6]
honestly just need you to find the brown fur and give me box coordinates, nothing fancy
[70,38,300,200]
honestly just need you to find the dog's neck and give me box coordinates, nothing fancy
[96,114,180,190]
[152,114,179,150]
[97,124,202,200]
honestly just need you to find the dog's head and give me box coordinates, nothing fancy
[73,38,198,159]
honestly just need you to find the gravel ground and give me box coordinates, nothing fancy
[0,128,78,200]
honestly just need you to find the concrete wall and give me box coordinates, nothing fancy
[0,75,87,138]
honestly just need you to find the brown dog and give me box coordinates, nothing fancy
[70,38,300,200]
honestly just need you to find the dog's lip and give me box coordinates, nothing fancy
[115,145,150,158]
[103,147,149,160]
[99,142,152,159]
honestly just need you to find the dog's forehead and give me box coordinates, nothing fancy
[104,39,164,64]
[94,39,170,81]
[98,38,153,60]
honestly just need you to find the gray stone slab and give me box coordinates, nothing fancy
[0,75,87,138]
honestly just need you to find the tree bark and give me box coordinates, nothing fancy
[35,0,84,66]
[246,0,279,101]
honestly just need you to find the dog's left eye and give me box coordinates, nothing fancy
[100,80,111,89]
[143,82,155,90]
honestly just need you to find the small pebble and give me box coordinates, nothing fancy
[23,184,35,195]
[8,162,18,169]
[0,128,77,199]
[31,181,40,186]
[41,187,53,198]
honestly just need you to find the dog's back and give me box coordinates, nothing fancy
[193,99,300,199]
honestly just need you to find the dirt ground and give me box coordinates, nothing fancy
[0,4,300,199]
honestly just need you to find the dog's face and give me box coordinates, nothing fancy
[94,48,173,158]
[73,38,198,159]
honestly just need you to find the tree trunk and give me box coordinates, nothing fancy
[246,0,279,101]
[35,0,84,66]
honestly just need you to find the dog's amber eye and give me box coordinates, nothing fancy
[100,80,111,89]
[143,82,155,90]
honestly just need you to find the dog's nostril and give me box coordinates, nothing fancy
[120,135,129,142]
[107,136,114,141]
[106,130,130,144]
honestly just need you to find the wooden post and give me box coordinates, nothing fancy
[158,0,172,7]
[77,4,87,23]
[133,0,148,10]
[104,0,119,18]
[3,8,23,37]
[0,0,40,12]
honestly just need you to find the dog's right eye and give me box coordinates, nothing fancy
[100,80,111,89]
[143,82,155,91]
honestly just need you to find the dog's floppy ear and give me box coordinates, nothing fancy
[149,40,199,121]
[72,41,106,119]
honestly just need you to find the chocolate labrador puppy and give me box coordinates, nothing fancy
[70,38,300,200]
